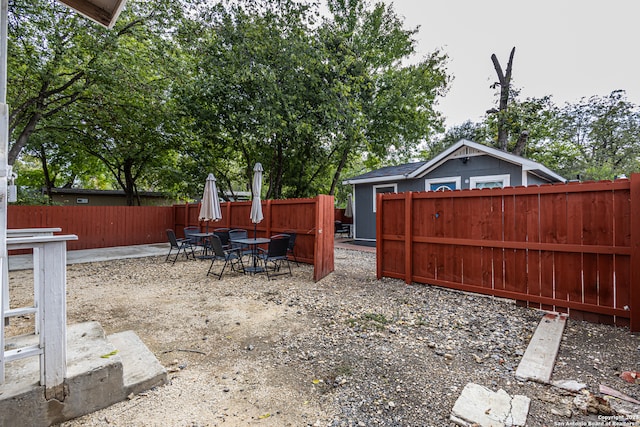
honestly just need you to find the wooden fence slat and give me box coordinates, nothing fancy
[404,192,412,284]
[631,175,640,331]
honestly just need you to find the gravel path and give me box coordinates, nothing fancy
[7,247,640,426]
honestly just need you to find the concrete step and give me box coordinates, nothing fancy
[108,330,167,396]
[0,321,167,427]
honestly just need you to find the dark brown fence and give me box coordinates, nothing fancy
[176,196,335,281]
[377,174,640,331]
[8,206,174,251]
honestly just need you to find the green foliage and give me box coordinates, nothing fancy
[13,0,638,206]
[8,0,189,204]
[555,90,640,180]
[456,89,639,180]
[177,0,449,199]
[319,0,449,194]
[423,121,490,159]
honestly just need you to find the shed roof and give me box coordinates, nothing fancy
[342,139,566,185]
[343,161,427,184]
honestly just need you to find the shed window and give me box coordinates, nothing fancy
[425,177,461,192]
[470,174,510,189]
[372,184,397,212]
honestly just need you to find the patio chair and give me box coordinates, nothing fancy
[207,234,245,279]
[166,229,194,264]
[184,226,204,253]
[213,228,231,249]
[228,228,252,259]
[283,229,299,266]
[259,234,292,279]
[335,220,350,238]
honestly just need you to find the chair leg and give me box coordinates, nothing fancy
[185,243,195,260]
[172,247,182,265]
[231,256,245,274]
[207,258,222,279]
[288,251,299,267]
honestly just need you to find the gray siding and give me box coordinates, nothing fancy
[424,156,523,188]
[527,172,549,185]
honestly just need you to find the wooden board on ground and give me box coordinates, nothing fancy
[515,313,567,383]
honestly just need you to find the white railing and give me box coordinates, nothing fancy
[1,231,77,400]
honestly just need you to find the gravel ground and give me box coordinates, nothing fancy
[6,247,640,426]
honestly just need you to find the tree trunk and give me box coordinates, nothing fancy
[124,161,136,206]
[512,131,529,157]
[490,47,515,151]
[329,144,350,196]
[9,112,41,165]
[39,145,54,204]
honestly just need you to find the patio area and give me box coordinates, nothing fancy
[5,246,640,426]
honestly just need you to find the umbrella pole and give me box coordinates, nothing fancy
[254,223,257,239]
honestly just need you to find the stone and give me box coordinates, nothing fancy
[551,379,587,392]
[450,383,530,427]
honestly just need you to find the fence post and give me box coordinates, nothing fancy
[224,202,231,228]
[376,193,383,279]
[265,200,272,238]
[630,173,640,332]
[405,192,412,285]
[184,202,189,231]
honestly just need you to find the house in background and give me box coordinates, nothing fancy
[342,139,566,242]
[45,187,175,206]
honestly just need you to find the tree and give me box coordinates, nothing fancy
[556,90,640,180]
[424,120,489,159]
[176,0,330,199]
[9,0,189,204]
[18,128,110,201]
[485,95,558,157]
[487,47,516,151]
[320,0,449,194]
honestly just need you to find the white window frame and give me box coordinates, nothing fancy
[372,183,397,212]
[425,176,461,192]
[469,174,511,189]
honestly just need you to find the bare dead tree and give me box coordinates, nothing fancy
[488,47,515,151]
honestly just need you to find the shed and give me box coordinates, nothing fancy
[341,139,566,241]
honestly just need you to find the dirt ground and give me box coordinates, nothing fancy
[5,248,640,426]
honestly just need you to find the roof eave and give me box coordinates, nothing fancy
[525,166,567,183]
[342,174,408,185]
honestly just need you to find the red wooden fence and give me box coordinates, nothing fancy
[7,196,336,282]
[377,174,640,331]
[8,206,174,251]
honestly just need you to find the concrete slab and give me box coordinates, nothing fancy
[8,243,170,271]
[515,313,567,383]
[0,322,167,426]
[108,330,167,396]
[450,383,530,427]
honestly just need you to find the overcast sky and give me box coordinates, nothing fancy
[375,0,640,128]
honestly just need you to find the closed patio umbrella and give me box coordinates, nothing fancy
[250,163,264,238]
[345,194,353,218]
[199,173,222,232]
